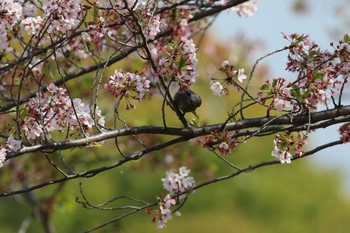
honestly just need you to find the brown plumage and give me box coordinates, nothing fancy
[174,88,202,118]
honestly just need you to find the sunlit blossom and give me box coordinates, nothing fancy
[6,135,21,152]
[0,148,7,168]
[210,82,224,96]
[237,68,247,82]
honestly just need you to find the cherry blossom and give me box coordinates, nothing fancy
[210,81,224,96]
[229,0,259,17]
[147,15,161,40]
[156,166,194,229]
[21,83,104,140]
[43,0,82,33]
[274,97,292,113]
[0,0,23,52]
[279,33,347,112]
[339,122,350,143]
[154,35,198,88]
[97,0,139,9]
[0,148,6,168]
[218,142,230,155]
[271,145,293,164]
[157,194,178,229]
[6,135,21,152]
[200,129,240,156]
[0,0,22,28]
[161,166,195,199]
[104,70,151,104]
[20,16,43,35]
[271,132,308,164]
[237,68,247,82]
[209,61,248,96]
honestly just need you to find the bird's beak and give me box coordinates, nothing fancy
[192,111,199,119]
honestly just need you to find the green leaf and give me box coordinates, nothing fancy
[260,83,271,95]
[301,88,312,99]
[314,72,324,80]
[272,79,278,87]
[291,84,301,99]
[178,56,187,70]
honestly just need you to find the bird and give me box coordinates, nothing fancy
[173,88,202,118]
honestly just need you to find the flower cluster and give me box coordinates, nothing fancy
[199,129,240,156]
[258,34,350,116]
[21,83,104,141]
[0,135,22,168]
[228,0,259,17]
[43,0,82,33]
[258,78,294,113]
[20,16,43,35]
[339,122,350,143]
[0,0,22,28]
[155,194,181,229]
[104,70,150,107]
[0,0,22,52]
[150,166,195,229]
[272,132,308,164]
[283,33,348,111]
[97,0,140,9]
[156,35,198,88]
[146,14,161,40]
[210,60,247,96]
[161,166,195,198]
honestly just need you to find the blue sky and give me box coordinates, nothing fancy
[212,0,350,192]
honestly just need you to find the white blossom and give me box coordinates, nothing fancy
[274,98,292,113]
[210,82,224,96]
[237,68,247,82]
[0,148,7,168]
[272,139,293,164]
[161,166,195,199]
[6,135,21,152]
[230,0,259,17]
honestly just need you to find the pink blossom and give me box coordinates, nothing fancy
[179,166,190,177]
[0,0,23,28]
[161,166,195,199]
[218,142,231,155]
[22,83,104,140]
[6,135,21,152]
[221,60,230,68]
[237,68,247,82]
[22,3,37,17]
[98,0,139,9]
[274,98,292,113]
[210,82,224,96]
[229,0,259,17]
[157,194,178,229]
[271,132,307,164]
[0,28,9,51]
[22,117,44,140]
[271,145,293,164]
[20,16,43,35]
[104,70,150,101]
[43,0,82,33]
[147,15,160,40]
[339,122,350,143]
[0,148,6,168]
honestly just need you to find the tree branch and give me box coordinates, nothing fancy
[6,105,350,160]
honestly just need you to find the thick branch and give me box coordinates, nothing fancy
[6,105,350,160]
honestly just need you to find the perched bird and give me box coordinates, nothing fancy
[174,88,202,118]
